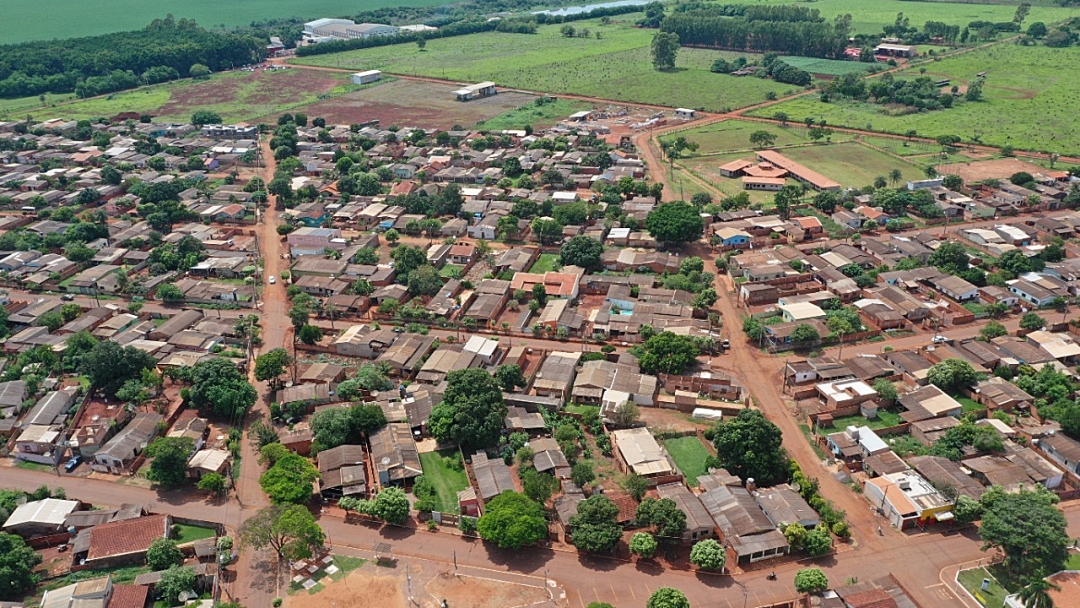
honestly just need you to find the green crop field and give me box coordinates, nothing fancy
[754,45,1080,155]
[778,56,876,76]
[477,98,591,131]
[0,0,455,44]
[294,18,794,111]
[1,69,361,124]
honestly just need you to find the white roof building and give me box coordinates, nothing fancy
[3,498,80,535]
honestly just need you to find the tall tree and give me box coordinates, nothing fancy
[712,409,789,485]
[429,368,507,451]
[80,340,156,397]
[979,486,1069,583]
[145,437,195,489]
[254,348,291,388]
[188,358,257,422]
[146,537,184,571]
[259,453,320,504]
[645,201,704,246]
[0,532,42,599]
[568,495,623,553]
[239,504,325,561]
[651,32,680,70]
[559,235,604,270]
[477,491,548,550]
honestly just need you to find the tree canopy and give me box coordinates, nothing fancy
[429,368,507,451]
[254,348,291,388]
[309,403,386,453]
[188,358,257,422]
[637,331,700,375]
[712,409,789,485]
[689,539,726,571]
[80,340,156,397]
[239,504,325,561]
[0,532,42,600]
[146,537,184,571]
[158,566,197,606]
[145,436,195,489]
[630,532,658,558]
[979,486,1069,584]
[259,453,320,504]
[560,235,604,269]
[794,568,829,594]
[477,491,548,550]
[646,587,690,608]
[645,201,704,246]
[927,359,977,394]
[568,495,622,553]
[635,497,686,540]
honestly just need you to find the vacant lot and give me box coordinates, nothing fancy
[778,56,876,77]
[664,436,711,486]
[294,18,793,111]
[755,45,1080,154]
[478,97,591,131]
[936,157,1057,183]
[418,449,470,513]
[781,142,922,188]
[8,69,357,124]
[663,119,856,155]
[529,253,561,273]
[285,78,536,129]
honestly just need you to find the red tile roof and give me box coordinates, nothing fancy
[86,514,169,560]
[844,589,898,608]
[109,584,149,608]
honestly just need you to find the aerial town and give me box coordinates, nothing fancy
[1,2,1080,608]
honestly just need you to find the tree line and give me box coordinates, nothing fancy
[0,16,264,99]
[660,9,850,58]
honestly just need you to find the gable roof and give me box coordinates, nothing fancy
[85,514,169,560]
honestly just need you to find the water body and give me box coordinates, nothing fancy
[532,0,649,17]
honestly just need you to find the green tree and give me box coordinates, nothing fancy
[145,436,195,489]
[646,588,690,608]
[803,527,832,557]
[80,340,157,397]
[189,63,211,79]
[794,568,829,594]
[872,379,897,403]
[645,201,704,246]
[927,359,977,393]
[531,217,564,245]
[928,241,969,273]
[569,495,622,553]
[790,324,820,346]
[650,32,680,70]
[495,363,527,392]
[309,407,354,453]
[260,453,320,504]
[522,469,559,504]
[622,474,649,501]
[384,228,400,244]
[197,472,227,496]
[477,491,548,549]
[189,358,257,422]
[712,409,789,485]
[638,331,699,375]
[979,486,1069,583]
[158,565,197,605]
[1017,578,1059,608]
[254,348,291,388]
[239,504,325,561]
[954,495,983,524]
[571,461,596,488]
[429,368,507,451]
[371,487,411,524]
[146,537,184,570]
[0,532,41,600]
[191,110,222,126]
[689,539,726,571]
[1020,312,1046,332]
[407,264,442,297]
[157,283,184,302]
[560,235,604,269]
[980,321,1008,340]
[630,532,658,558]
[749,130,777,149]
[635,498,686,539]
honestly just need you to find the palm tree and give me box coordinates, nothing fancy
[889,169,903,187]
[1017,578,1058,608]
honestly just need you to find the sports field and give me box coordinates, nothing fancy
[754,45,1080,155]
[294,17,794,111]
[1,68,359,124]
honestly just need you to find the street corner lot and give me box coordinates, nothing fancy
[285,79,538,129]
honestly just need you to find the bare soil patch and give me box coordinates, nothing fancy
[288,79,536,128]
[936,158,1051,182]
[288,569,407,608]
[424,572,549,608]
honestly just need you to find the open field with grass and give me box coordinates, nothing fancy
[0,69,360,124]
[477,97,591,130]
[529,253,561,273]
[418,449,470,513]
[294,18,794,111]
[781,142,923,188]
[0,0,455,43]
[753,45,1080,155]
[662,119,855,155]
[173,523,217,543]
[663,436,711,486]
[818,410,903,434]
[778,56,877,77]
[675,153,779,203]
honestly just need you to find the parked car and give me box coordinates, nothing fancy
[64,455,82,472]
[268,276,276,284]
[932,335,948,344]
[60,294,75,301]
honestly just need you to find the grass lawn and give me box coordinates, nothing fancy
[564,404,601,417]
[173,523,217,544]
[753,45,1080,155]
[662,120,812,155]
[780,142,923,189]
[325,555,367,582]
[439,264,464,278]
[956,396,986,413]
[1066,552,1080,570]
[16,460,53,472]
[663,436,711,486]
[478,97,591,131]
[418,450,470,513]
[778,56,878,76]
[958,567,1009,608]
[46,566,151,590]
[294,18,793,111]
[529,253,561,273]
[818,410,903,434]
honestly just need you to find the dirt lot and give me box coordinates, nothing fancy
[936,158,1052,182]
[288,79,538,129]
[288,562,549,608]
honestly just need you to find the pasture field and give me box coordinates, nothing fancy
[778,56,876,76]
[294,18,794,111]
[0,0,454,44]
[477,97,592,130]
[673,153,777,203]
[2,69,359,124]
[781,142,923,188]
[753,45,1080,155]
[661,119,856,155]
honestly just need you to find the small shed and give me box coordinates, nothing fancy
[674,108,696,120]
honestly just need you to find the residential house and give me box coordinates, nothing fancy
[2,498,81,537]
[611,427,677,480]
[753,484,819,529]
[470,451,516,505]
[186,449,229,479]
[1037,432,1080,478]
[91,412,162,474]
[72,513,170,569]
[369,423,422,487]
[698,481,788,564]
[863,471,952,530]
[656,482,715,543]
[318,444,367,499]
[333,324,398,359]
[532,351,580,401]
